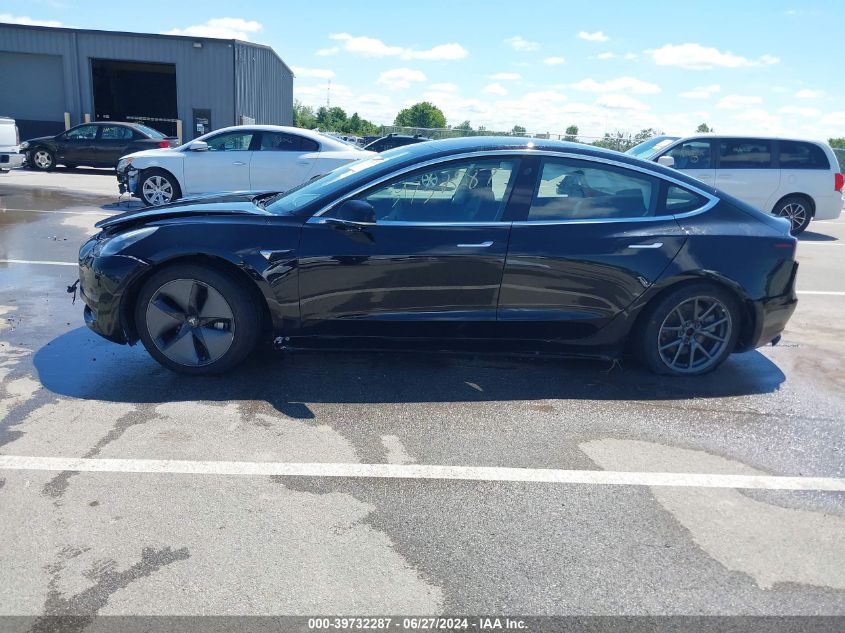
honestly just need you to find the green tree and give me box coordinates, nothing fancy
[293,100,318,129]
[394,102,447,129]
[511,125,527,136]
[696,122,713,133]
[564,125,579,142]
[828,137,845,148]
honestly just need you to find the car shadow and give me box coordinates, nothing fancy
[52,167,116,176]
[32,328,787,419]
[799,230,838,242]
[100,199,144,212]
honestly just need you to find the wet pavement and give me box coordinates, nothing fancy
[0,171,844,617]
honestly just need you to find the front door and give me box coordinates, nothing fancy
[60,124,98,165]
[656,138,716,187]
[183,129,255,195]
[296,157,522,338]
[499,156,688,342]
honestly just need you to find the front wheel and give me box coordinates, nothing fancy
[773,196,812,235]
[634,283,741,376]
[29,148,55,171]
[135,264,262,375]
[139,169,181,206]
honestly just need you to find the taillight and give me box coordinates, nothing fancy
[835,172,844,192]
[158,140,170,148]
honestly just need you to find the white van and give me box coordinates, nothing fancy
[629,135,843,234]
[0,116,25,173]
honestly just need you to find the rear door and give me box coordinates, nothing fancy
[182,129,255,194]
[656,138,716,187]
[250,131,319,191]
[96,124,136,166]
[715,138,779,211]
[499,156,690,341]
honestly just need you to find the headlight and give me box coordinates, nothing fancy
[19,141,29,150]
[93,226,157,257]
[116,157,133,172]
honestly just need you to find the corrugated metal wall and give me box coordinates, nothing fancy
[0,24,294,140]
[234,42,294,126]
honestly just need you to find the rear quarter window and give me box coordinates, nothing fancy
[778,141,830,170]
[663,184,709,214]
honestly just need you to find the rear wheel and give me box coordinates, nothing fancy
[634,283,741,376]
[773,195,812,235]
[135,264,262,374]
[139,168,181,206]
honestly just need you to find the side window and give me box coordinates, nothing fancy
[666,140,712,169]
[205,131,254,151]
[719,139,773,169]
[779,141,829,170]
[351,158,519,223]
[664,185,709,214]
[66,125,98,140]
[259,132,319,152]
[527,158,657,221]
[100,125,133,140]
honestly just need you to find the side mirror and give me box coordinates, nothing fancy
[187,140,209,152]
[328,199,376,224]
[657,155,675,168]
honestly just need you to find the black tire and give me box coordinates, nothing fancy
[134,263,262,375]
[772,195,812,235]
[634,282,742,376]
[138,168,181,207]
[29,147,55,171]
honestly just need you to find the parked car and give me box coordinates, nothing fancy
[0,116,25,173]
[364,133,431,152]
[78,137,798,377]
[628,134,843,234]
[21,121,177,171]
[117,125,373,207]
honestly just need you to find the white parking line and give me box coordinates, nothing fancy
[0,259,77,267]
[0,208,112,216]
[797,242,842,246]
[0,455,842,491]
[798,291,845,296]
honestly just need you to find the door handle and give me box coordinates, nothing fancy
[457,241,493,248]
[233,161,246,166]
[297,161,311,166]
[628,242,663,249]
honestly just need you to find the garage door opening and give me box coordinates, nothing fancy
[91,59,178,136]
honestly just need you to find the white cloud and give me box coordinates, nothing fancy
[544,57,566,66]
[716,95,763,109]
[795,89,825,99]
[164,17,263,41]
[377,68,427,91]
[649,43,779,70]
[679,84,721,99]
[570,76,661,94]
[505,36,540,52]
[595,94,649,111]
[579,31,609,42]
[822,112,845,128]
[315,46,339,57]
[0,13,64,27]
[624,52,638,60]
[489,72,522,80]
[483,83,508,96]
[291,66,335,79]
[428,83,459,93]
[596,52,616,60]
[329,33,467,60]
[779,105,821,117]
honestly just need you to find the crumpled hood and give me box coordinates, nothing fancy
[22,135,55,145]
[96,191,275,232]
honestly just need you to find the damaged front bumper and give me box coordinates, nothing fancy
[116,163,140,197]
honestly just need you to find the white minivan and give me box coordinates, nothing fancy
[628,135,843,234]
[0,116,25,173]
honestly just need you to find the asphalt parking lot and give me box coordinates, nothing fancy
[0,168,844,620]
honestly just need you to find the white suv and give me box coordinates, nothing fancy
[0,116,25,173]
[629,134,843,234]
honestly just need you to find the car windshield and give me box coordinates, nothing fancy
[626,135,680,159]
[134,124,167,139]
[266,149,415,214]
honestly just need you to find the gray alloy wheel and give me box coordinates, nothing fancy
[656,296,732,374]
[145,279,236,367]
[773,197,811,235]
[141,173,176,206]
[31,149,54,170]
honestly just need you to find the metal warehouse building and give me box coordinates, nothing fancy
[0,22,294,142]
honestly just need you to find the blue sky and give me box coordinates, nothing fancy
[2,0,842,139]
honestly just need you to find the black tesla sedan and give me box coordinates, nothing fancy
[77,137,798,377]
[21,122,177,170]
